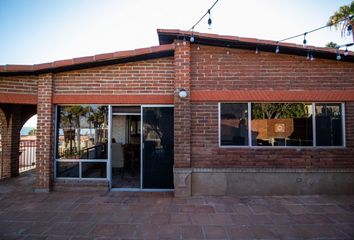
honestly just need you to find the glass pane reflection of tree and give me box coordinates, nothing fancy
[251,103,313,146]
[57,105,108,160]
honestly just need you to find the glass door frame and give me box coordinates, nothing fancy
[108,104,174,192]
[140,105,174,191]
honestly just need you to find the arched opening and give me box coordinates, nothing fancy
[19,114,37,173]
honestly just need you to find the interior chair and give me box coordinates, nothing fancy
[111,143,125,177]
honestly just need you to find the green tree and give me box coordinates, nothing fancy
[60,106,89,157]
[28,128,36,136]
[252,103,307,119]
[327,1,354,41]
[326,41,338,48]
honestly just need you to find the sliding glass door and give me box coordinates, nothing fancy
[142,106,174,189]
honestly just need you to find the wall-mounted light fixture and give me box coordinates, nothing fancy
[179,89,187,98]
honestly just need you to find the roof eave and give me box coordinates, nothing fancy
[157,29,354,62]
[0,44,175,76]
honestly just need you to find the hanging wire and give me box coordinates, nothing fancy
[187,0,219,32]
[277,14,354,44]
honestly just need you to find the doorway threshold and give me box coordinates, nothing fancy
[110,188,174,192]
[110,188,140,192]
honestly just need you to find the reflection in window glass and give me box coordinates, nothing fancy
[315,103,343,146]
[56,105,108,159]
[56,162,79,178]
[220,103,249,146]
[82,162,107,178]
[251,103,313,146]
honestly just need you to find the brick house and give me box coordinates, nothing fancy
[0,29,353,196]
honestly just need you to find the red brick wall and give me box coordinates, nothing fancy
[54,57,174,95]
[0,75,38,94]
[189,44,354,169]
[190,45,354,91]
[191,102,354,168]
[174,40,191,168]
[35,74,54,191]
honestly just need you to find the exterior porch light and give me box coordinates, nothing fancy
[179,89,187,98]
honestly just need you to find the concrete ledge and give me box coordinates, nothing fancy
[33,188,50,193]
[173,168,354,196]
[54,179,109,192]
[190,168,354,196]
[174,168,192,197]
[192,167,354,173]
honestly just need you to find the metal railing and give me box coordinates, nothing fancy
[19,140,36,172]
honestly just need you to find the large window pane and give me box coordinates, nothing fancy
[56,105,108,159]
[315,103,343,146]
[220,103,249,146]
[82,162,107,178]
[56,162,79,178]
[251,103,313,146]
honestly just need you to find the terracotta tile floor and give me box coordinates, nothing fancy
[0,171,354,239]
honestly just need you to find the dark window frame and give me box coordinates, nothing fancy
[219,102,345,148]
[54,105,109,180]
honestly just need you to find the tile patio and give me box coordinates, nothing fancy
[0,171,353,239]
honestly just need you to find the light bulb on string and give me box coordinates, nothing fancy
[310,52,314,61]
[303,33,307,48]
[255,47,259,54]
[306,51,310,60]
[190,35,195,43]
[183,35,187,46]
[347,24,352,36]
[275,45,280,54]
[336,49,341,60]
[344,47,349,56]
[190,28,195,43]
[207,9,212,30]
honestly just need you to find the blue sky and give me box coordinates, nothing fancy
[0,0,353,65]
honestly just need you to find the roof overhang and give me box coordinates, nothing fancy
[0,44,174,76]
[157,29,354,62]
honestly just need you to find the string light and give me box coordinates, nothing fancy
[303,32,307,47]
[180,0,219,44]
[344,46,349,56]
[278,15,353,44]
[335,43,353,59]
[273,14,353,60]
[208,10,212,30]
[310,52,314,61]
[336,49,341,61]
[190,28,195,43]
[348,24,353,36]
[179,1,352,62]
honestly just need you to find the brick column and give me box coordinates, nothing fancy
[0,105,21,179]
[35,73,54,192]
[173,40,192,197]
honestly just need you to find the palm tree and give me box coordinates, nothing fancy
[327,1,354,42]
[68,106,89,156]
[326,41,339,48]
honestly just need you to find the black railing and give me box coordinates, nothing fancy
[19,140,36,172]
